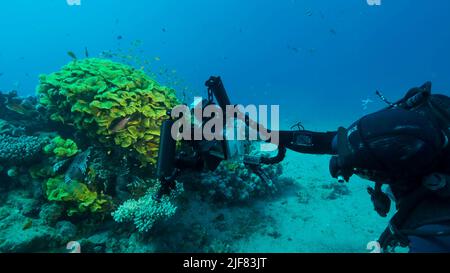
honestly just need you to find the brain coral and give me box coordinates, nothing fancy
[37,58,179,165]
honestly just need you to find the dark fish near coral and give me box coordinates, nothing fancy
[64,148,91,184]
[67,51,77,60]
[117,35,123,40]
[100,50,114,58]
[287,45,300,53]
[6,103,27,115]
[84,47,89,58]
[319,11,325,20]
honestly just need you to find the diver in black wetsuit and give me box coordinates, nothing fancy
[274,82,450,252]
[157,77,450,252]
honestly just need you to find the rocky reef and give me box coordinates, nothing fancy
[0,58,284,253]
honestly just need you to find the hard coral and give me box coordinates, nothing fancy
[37,58,179,165]
[197,161,282,203]
[112,181,183,232]
[0,134,47,165]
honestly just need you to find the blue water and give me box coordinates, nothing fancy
[1,0,449,127]
[1,0,450,254]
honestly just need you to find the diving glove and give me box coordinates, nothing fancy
[368,183,391,217]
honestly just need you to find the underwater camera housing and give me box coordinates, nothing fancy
[156,76,284,196]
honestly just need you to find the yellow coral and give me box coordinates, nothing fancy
[46,176,110,216]
[37,58,179,165]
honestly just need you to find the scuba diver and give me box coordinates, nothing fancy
[156,77,450,253]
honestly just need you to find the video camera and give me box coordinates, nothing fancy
[155,76,286,197]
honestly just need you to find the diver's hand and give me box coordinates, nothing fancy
[367,186,391,217]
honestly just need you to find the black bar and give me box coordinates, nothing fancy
[156,119,176,179]
[205,76,232,111]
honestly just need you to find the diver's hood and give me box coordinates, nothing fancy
[343,107,445,183]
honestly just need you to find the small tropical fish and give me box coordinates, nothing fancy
[6,103,27,115]
[84,47,89,58]
[319,11,325,20]
[110,116,133,133]
[162,27,166,32]
[330,28,337,35]
[288,45,300,53]
[67,51,77,60]
[117,35,123,40]
[132,40,142,46]
[0,72,3,77]
[154,56,161,61]
[306,9,313,16]
[100,51,114,58]
[22,219,33,230]
[362,98,373,110]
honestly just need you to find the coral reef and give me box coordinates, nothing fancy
[37,58,179,165]
[0,57,288,253]
[112,180,183,232]
[45,176,110,216]
[0,119,25,136]
[184,160,283,204]
[43,136,79,158]
[0,190,77,252]
[0,134,47,165]
[0,90,53,134]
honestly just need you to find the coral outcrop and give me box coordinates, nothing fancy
[112,180,183,232]
[0,134,47,165]
[37,58,179,165]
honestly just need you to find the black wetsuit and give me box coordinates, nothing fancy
[276,83,450,252]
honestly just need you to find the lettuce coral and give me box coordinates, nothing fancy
[45,176,110,216]
[37,58,179,165]
[43,136,79,158]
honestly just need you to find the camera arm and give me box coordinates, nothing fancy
[155,76,344,197]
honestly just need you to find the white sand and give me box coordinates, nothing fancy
[232,151,392,253]
[171,118,405,253]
